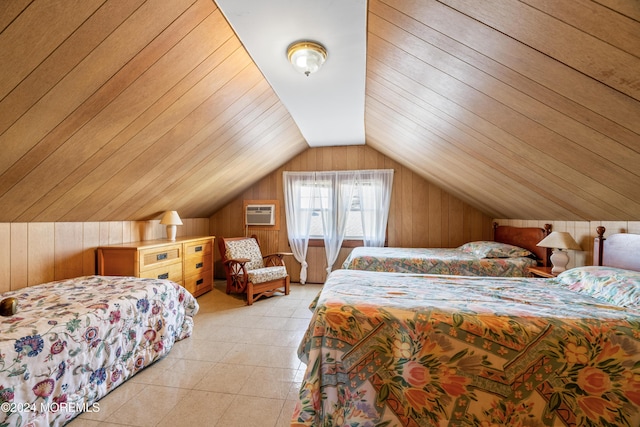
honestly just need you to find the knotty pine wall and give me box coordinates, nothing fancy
[210,145,494,283]
[494,219,640,270]
[0,218,209,292]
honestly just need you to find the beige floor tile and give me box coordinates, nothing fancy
[220,343,301,369]
[233,327,306,347]
[77,380,147,422]
[280,317,315,331]
[287,381,303,401]
[193,363,255,394]
[131,358,216,389]
[248,316,291,330]
[216,395,284,427]
[188,312,231,339]
[234,302,274,316]
[167,338,236,362]
[262,304,298,317]
[194,323,247,342]
[277,399,299,427]
[65,281,318,427]
[238,366,297,399]
[127,357,179,385]
[156,389,234,427]
[106,384,188,426]
[291,307,314,319]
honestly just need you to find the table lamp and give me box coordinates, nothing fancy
[160,211,182,241]
[537,231,582,274]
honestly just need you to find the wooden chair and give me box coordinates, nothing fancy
[217,235,290,305]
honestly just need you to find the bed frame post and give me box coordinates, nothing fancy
[594,226,606,266]
[540,224,553,267]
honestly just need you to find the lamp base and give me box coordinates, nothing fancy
[166,225,177,241]
[550,249,570,274]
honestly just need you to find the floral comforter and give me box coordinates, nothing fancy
[0,275,199,427]
[292,269,640,427]
[341,247,537,276]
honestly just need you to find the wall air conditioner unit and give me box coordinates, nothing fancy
[245,204,276,226]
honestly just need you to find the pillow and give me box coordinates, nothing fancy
[556,266,640,309]
[458,241,533,259]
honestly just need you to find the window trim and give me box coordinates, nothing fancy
[307,237,387,248]
[308,238,362,248]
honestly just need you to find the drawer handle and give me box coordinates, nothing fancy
[196,279,204,285]
[196,262,203,269]
[156,253,168,261]
[195,246,203,252]
[158,273,169,280]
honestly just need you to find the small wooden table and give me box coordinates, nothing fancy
[527,266,556,278]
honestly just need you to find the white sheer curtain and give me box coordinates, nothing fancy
[317,171,357,275]
[357,169,394,246]
[283,172,317,284]
[284,169,394,280]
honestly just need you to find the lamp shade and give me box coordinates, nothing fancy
[160,211,182,241]
[537,231,581,250]
[160,211,182,225]
[287,41,327,76]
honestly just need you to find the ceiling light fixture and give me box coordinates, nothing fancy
[287,41,327,76]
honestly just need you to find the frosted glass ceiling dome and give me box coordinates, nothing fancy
[287,41,327,76]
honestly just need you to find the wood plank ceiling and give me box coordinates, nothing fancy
[0,0,638,222]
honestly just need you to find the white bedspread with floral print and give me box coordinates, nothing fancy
[0,275,198,427]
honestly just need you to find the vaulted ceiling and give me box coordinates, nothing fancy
[0,0,638,223]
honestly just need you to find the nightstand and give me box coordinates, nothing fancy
[527,266,557,278]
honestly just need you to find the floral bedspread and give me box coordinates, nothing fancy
[341,247,537,276]
[292,269,640,427]
[0,275,199,427]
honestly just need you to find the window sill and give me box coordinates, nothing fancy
[307,239,388,248]
[308,239,363,248]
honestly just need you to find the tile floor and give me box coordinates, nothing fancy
[67,280,322,427]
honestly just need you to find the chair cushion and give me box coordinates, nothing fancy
[247,266,288,284]
[225,238,264,270]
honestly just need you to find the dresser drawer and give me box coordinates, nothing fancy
[97,237,214,297]
[184,270,212,296]
[139,262,183,282]
[139,244,181,271]
[184,254,212,276]
[184,239,212,258]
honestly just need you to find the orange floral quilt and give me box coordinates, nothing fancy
[341,246,537,277]
[292,269,640,426]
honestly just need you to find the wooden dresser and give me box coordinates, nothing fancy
[96,236,214,297]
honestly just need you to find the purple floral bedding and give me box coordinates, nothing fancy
[342,245,537,276]
[292,269,640,427]
[0,276,198,427]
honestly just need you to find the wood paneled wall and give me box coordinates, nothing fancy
[210,145,494,283]
[0,218,209,292]
[494,219,640,269]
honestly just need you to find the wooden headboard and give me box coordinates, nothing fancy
[493,222,552,267]
[594,226,640,272]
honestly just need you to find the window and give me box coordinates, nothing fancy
[284,169,393,275]
[306,184,364,240]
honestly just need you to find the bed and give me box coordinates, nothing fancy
[292,229,640,426]
[341,223,552,276]
[0,275,198,427]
